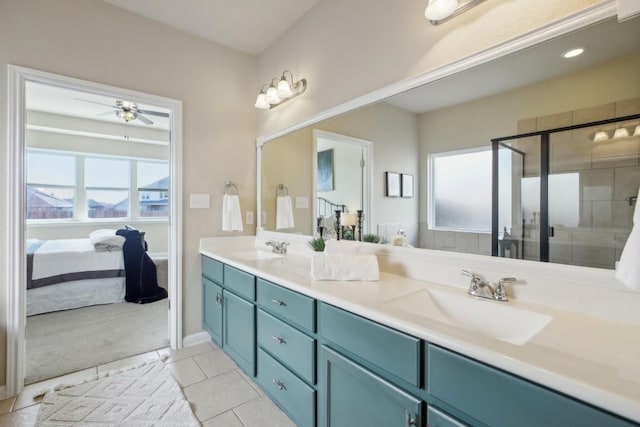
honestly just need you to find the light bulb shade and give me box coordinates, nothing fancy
[277,78,293,98]
[254,93,269,109]
[634,125,640,137]
[613,127,630,139]
[425,0,459,20]
[341,212,358,227]
[266,86,280,104]
[593,130,609,142]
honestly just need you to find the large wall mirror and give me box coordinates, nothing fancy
[260,16,640,270]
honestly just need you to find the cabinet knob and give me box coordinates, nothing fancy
[272,379,286,390]
[272,335,286,344]
[271,298,286,306]
[405,411,417,427]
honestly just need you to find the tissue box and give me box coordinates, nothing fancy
[311,253,379,281]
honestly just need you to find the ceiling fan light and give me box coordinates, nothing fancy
[254,93,269,109]
[425,0,459,21]
[593,130,609,142]
[277,78,293,98]
[613,127,630,139]
[266,86,280,104]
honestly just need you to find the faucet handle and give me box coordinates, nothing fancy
[495,277,516,301]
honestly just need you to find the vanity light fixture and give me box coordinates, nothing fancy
[592,130,609,142]
[613,127,630,139]
[254,70,307,110]
[634,125,640,137]
[425,0,486,25]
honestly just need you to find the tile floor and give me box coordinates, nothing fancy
[0,341,296,426]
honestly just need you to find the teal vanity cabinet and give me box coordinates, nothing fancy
[425,345,638,427]
[318,302,423,427]
[255,278,317,427]
[201,256,256,376]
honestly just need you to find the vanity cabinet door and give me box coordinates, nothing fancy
[202,277,223,346]
[319,346,422,427]
[223,290,256,376]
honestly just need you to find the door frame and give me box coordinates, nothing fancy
[5,65,183,397]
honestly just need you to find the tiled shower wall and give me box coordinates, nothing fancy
[514,97,640,268]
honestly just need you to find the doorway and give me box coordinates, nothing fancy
[6,66,183,396]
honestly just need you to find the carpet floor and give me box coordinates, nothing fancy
[25,299,168,385]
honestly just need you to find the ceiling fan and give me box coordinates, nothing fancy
[77,98,169,125]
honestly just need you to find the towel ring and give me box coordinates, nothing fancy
[224,181,239,195]
[276,184,289,197]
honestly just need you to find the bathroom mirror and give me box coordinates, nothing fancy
[260,16,640,270]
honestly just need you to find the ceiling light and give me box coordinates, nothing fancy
[592,130,609,142]
[562,47,585,59]
[255,70,307,110]
[425,0,485,25]
[613,127,630,139]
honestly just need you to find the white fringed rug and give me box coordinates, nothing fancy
[35,360,199,426]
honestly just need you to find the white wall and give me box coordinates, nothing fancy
[256,0,603,137]
[0,0,257,386]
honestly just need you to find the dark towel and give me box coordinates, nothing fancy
[116,228,167,304]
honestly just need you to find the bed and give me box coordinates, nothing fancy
[26,228,166,316]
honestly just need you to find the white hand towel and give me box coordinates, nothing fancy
[615,186,640,290]
[311,253,379,281]
[222,194,243,232]
[324,239,360,254]
[276,196,295,230]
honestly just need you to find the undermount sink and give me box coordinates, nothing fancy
[386,288,553,345]
[231,250,284,261]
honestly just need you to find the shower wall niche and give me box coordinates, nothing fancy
[493,98,640,269]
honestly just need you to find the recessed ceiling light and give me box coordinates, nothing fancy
[562,47,585,59]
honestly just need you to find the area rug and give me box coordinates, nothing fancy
[35,360,199,426]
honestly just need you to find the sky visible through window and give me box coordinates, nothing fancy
[27,151,169,207]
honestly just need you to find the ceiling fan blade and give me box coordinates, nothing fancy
[96,110,118,116]
[137,109,170,118]
[136,114,154,125]
[76,98,117,109]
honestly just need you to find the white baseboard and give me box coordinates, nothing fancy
[182,331,211,347]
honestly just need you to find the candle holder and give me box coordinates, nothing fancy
[356,210,363,241]
[334,210,342,240]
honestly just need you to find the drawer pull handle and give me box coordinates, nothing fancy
[271,299,286,306]
[405,411,417,427]
[272,335,286,344]
[272,379,286,390]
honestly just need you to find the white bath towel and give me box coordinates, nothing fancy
[311,253,379,281]
[222,194,243,232]
[276,196,295,230]
[615,186,640,290]
[324,239,360,254]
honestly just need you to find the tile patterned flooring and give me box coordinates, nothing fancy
[0,341,296,426]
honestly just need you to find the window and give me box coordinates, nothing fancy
[26,149,169,222]
[26,151,75,219]
[428,148,492,233]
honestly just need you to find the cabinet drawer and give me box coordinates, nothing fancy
[223,264,255,300]
[202,256,223,284]
[427,406,468,427]
[258,309,315,384]
[319,303,420,387]
[257,348,316,427]
[427,345,636,427]
[257,278,315,332]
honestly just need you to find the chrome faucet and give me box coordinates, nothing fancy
[462,270,515,302]
[265,240,289,255]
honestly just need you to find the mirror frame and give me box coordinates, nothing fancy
[256,3,618,242]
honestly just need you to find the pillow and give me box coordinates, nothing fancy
[89,229,125,250]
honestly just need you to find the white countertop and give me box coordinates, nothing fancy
[199,237,640,422]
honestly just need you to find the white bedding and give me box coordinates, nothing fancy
[27,277,126,316]
[26,238,126,316]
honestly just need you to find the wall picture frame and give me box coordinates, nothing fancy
[401,173,414,198]
[385,171,401,197]
[317,149,334,192]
